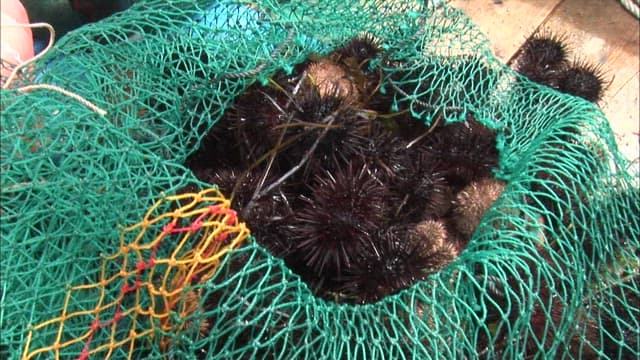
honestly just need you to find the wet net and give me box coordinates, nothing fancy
[1,1,639,359]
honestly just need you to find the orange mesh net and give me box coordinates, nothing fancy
[21,188,250,360]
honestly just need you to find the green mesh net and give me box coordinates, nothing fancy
[2,1,639,359]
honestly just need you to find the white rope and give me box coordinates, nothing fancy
[620,0,640,19]
[1,22,107,116]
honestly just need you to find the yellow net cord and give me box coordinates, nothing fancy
[21,188,250,360]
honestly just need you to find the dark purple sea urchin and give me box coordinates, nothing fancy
[337,223,457,304]
[285,82,377,174]
[332,33,381,71]
[390,151,453,221]
[514,29,569,87]
[423,115,499,189]
[288,161,390,276]
[557,60,607,103]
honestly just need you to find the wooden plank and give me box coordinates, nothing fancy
[540,0,640,163]
[607,77,640,171]
[448,0,562,61]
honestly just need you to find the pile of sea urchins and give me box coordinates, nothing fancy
[186,35,506,304]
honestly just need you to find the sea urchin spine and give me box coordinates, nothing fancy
[453,178,506,236]
[287,161,390,276]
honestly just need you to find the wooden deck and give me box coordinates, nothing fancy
[450,0,640,167]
